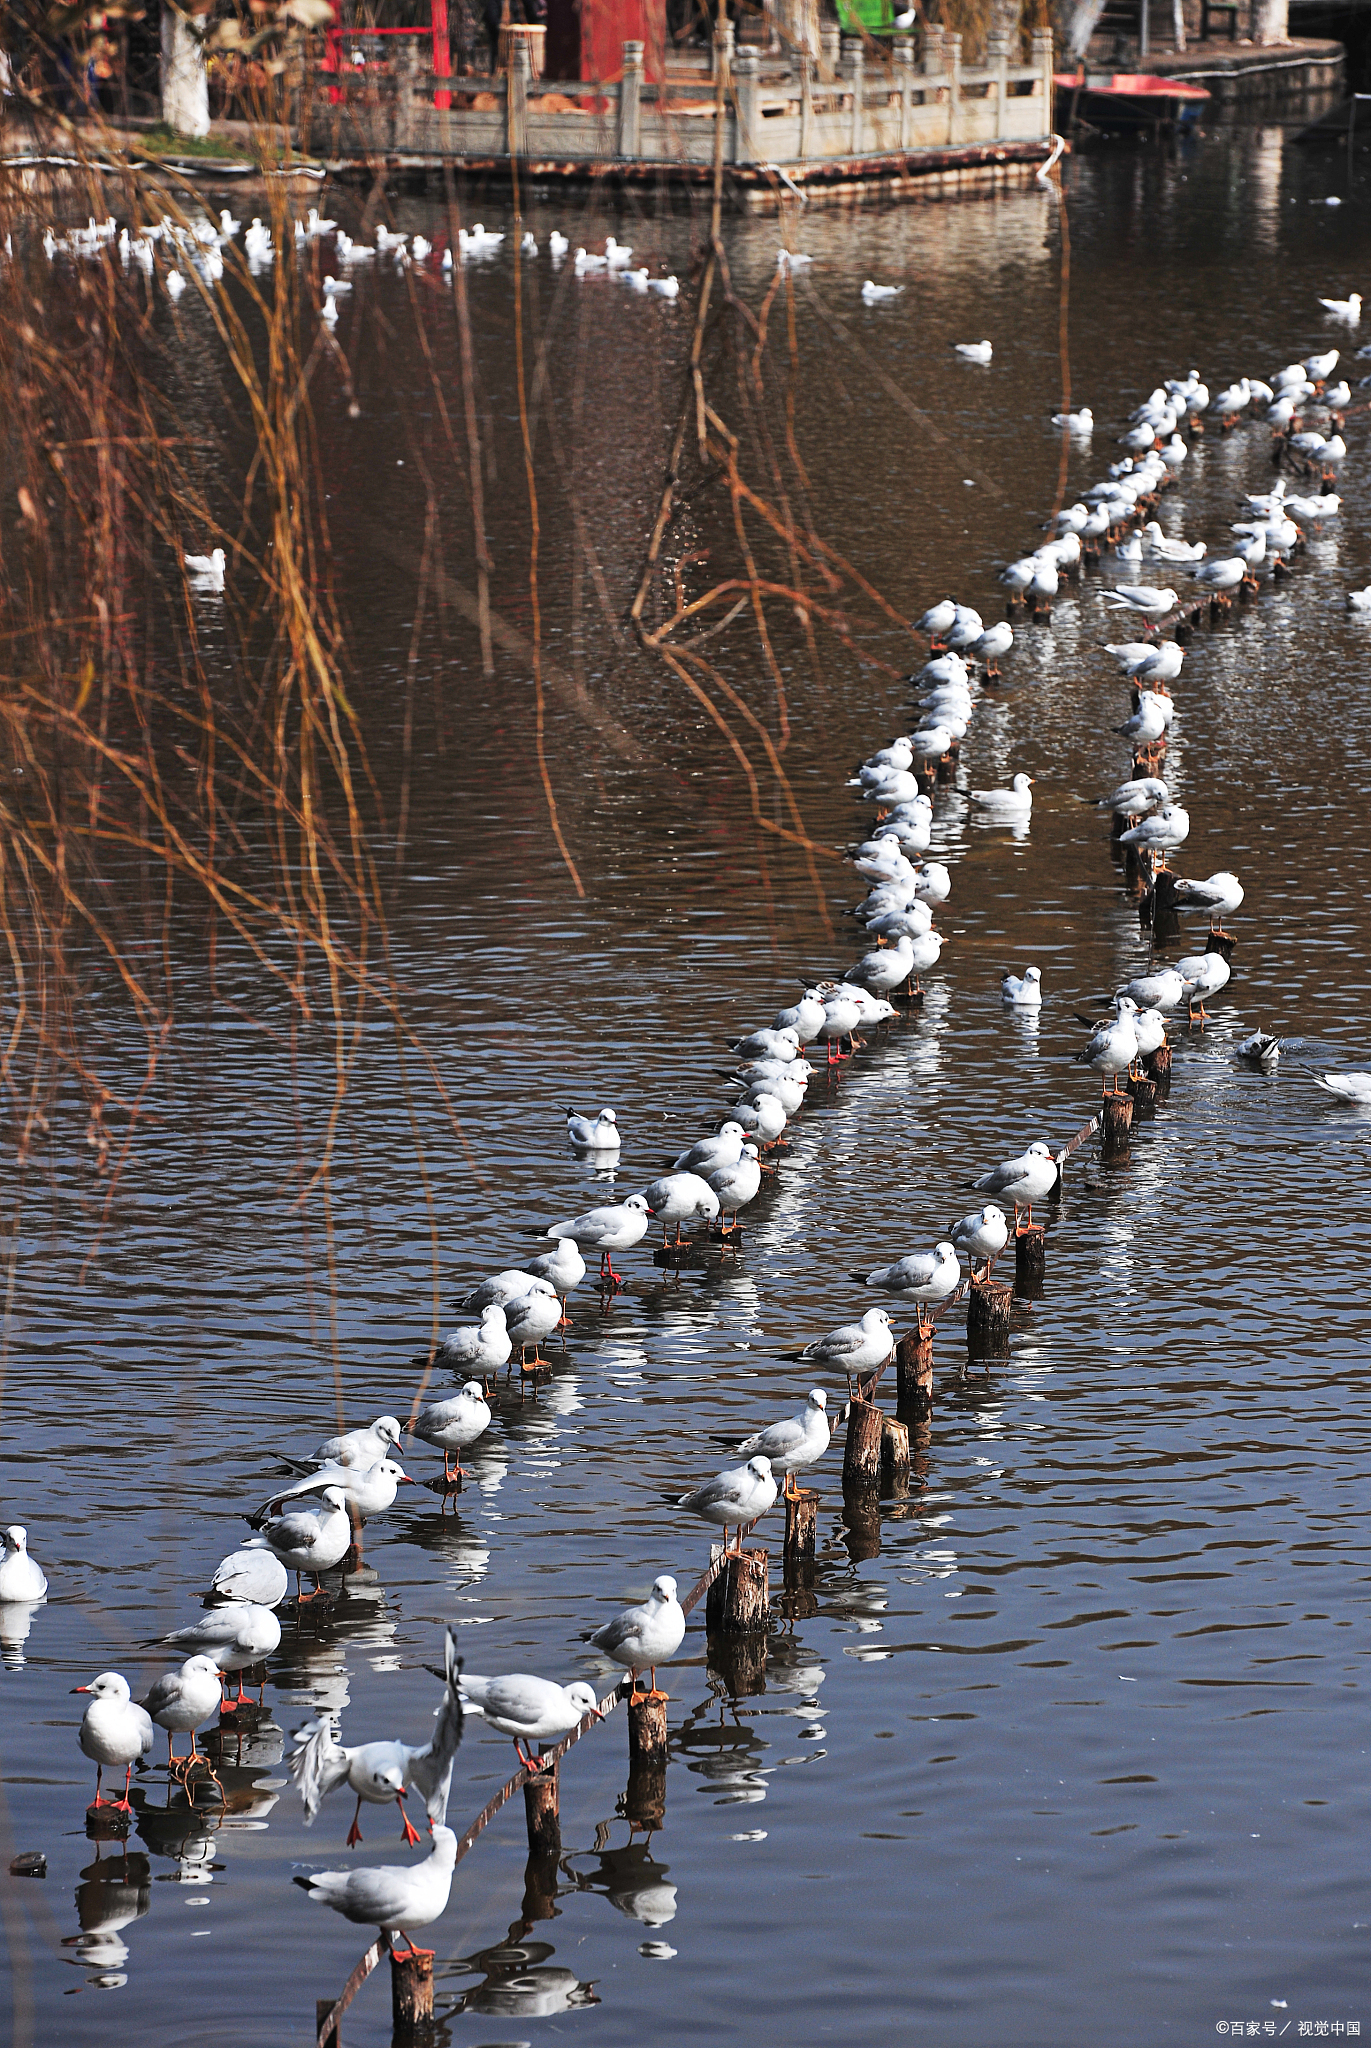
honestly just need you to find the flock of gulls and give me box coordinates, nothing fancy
[19,205,1371,1965]
[33,205,684,314]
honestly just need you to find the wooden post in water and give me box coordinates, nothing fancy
[1101,1092,1133,1158]
[627,1690,668,1767]
[705,1547,769,1633]
[1127,1072,1158,1115]
[390,1948,435,2035]
[784,1488,818,1570]
[1013,1225,1046,1300]
[880,1418,910,1488]
[842,1398,884,1487]
[896,1327,933,1414]
[966,1277,1012,1357]
[523,1759,560,1858]
[1145,1039,1172,1089]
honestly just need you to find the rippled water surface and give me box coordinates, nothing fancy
[4,126,1371,2047]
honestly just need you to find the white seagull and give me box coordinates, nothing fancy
[735,1390,832,1499]
[590,1575,686,1695]
[294,1823,458,1950]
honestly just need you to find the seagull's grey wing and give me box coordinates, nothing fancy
[679,1475,737,1511]
[140,1673,181,1718]
[267,1505,330,1552]
[738,1416,805,1459]
[464,1674,551,1725]
[290,1714,352,1824]
[160,1611,244,1652]
[590,1608,642,1656]
[801,1327,864,1360]
[336,1865,416,1925]
[409,1630,464,1822]
[973,1160,1021,1194]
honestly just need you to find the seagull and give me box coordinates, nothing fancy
[1141,522,1206,562]
[545,1193,651,1283]
[1236,1030,1281,1071]
[672,1122,746,1175]
[166,270,186,300]
[1348,587,1371,611]
[458,1268,549,1313]
[72,1672,154,1812]
[640,1172,721,1246]
[261,1458,413,1521]
[308,1416,402,1470]
[589,1575,686,1696]
[503,1286,564,1372]
[1168,870,1244,932]
[728,1025,802,1062]
[158,1600,283,1707]
[1052,407,1093,432]
[1193,557,1247,593]
[970,773,1033,817]
[525,1237,587,1320]
[409,1382,493,1483]
[677,1456,777,1553]
[253,1489,352,1603]
[1001,967,1042,1007]
[787,1306,893,1395]
[857,1244,960,1329]
[861,281,903,302]
[647,275,679,298]
[460,1674,603,1771]
[549,230,569,257]
[1074,996,1140,1094]
[705,1146,762,1229]
[771,991,827,1042]
[1105,640,1184,682]
[1119,803,1189,863]
[291,1632,463,1843]
[1095,775,1168,814]
[1177,950,1231,1020]
[1318,293,1361,321]
[1315,1071,1371,1102]
[210,1546,288,1608]
[949,1203,1009,1279]
[433,1303,512,1378]
[0,1525,47,1602]
[139,1656,224,1776]
[294,1822,458,1953]
[971,1140,1057,1226]
[735,1390,832,1499]
[565,1107,621,1150]
[1306,348,1340,381]
[184,546,225,591]
[1119,967,1186,1011]
[916,599,957,641]
[776,248,814,270]
[954,340,993,363]
[322,274,352,296]
[1106,585,1178,624]
[971,620,1014,675]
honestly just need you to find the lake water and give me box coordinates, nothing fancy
[4,121,1371,2048]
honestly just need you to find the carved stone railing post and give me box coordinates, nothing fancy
[618,39,643,155]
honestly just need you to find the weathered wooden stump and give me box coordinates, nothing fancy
[390,1947,435,2035]
[627,1690,668,1769]
[880,1418,910,1488]
[1101,1091,1133,1158]
[895,1326,933,1415]
[1144,1039,1172,1088]
[783,1488,818,1570]
[842,1399,884,1488]
[523,1758,561,1858]
[1127,1073,1158,1115]
[966,1277,1012,1357]
[705,1546,769,1634]
[1013,1225,1046,1301]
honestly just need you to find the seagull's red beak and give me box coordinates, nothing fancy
[70,1684,90,1694]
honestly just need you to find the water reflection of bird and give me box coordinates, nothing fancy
[64,1848,151,1990]
[566,1837,677,1925]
